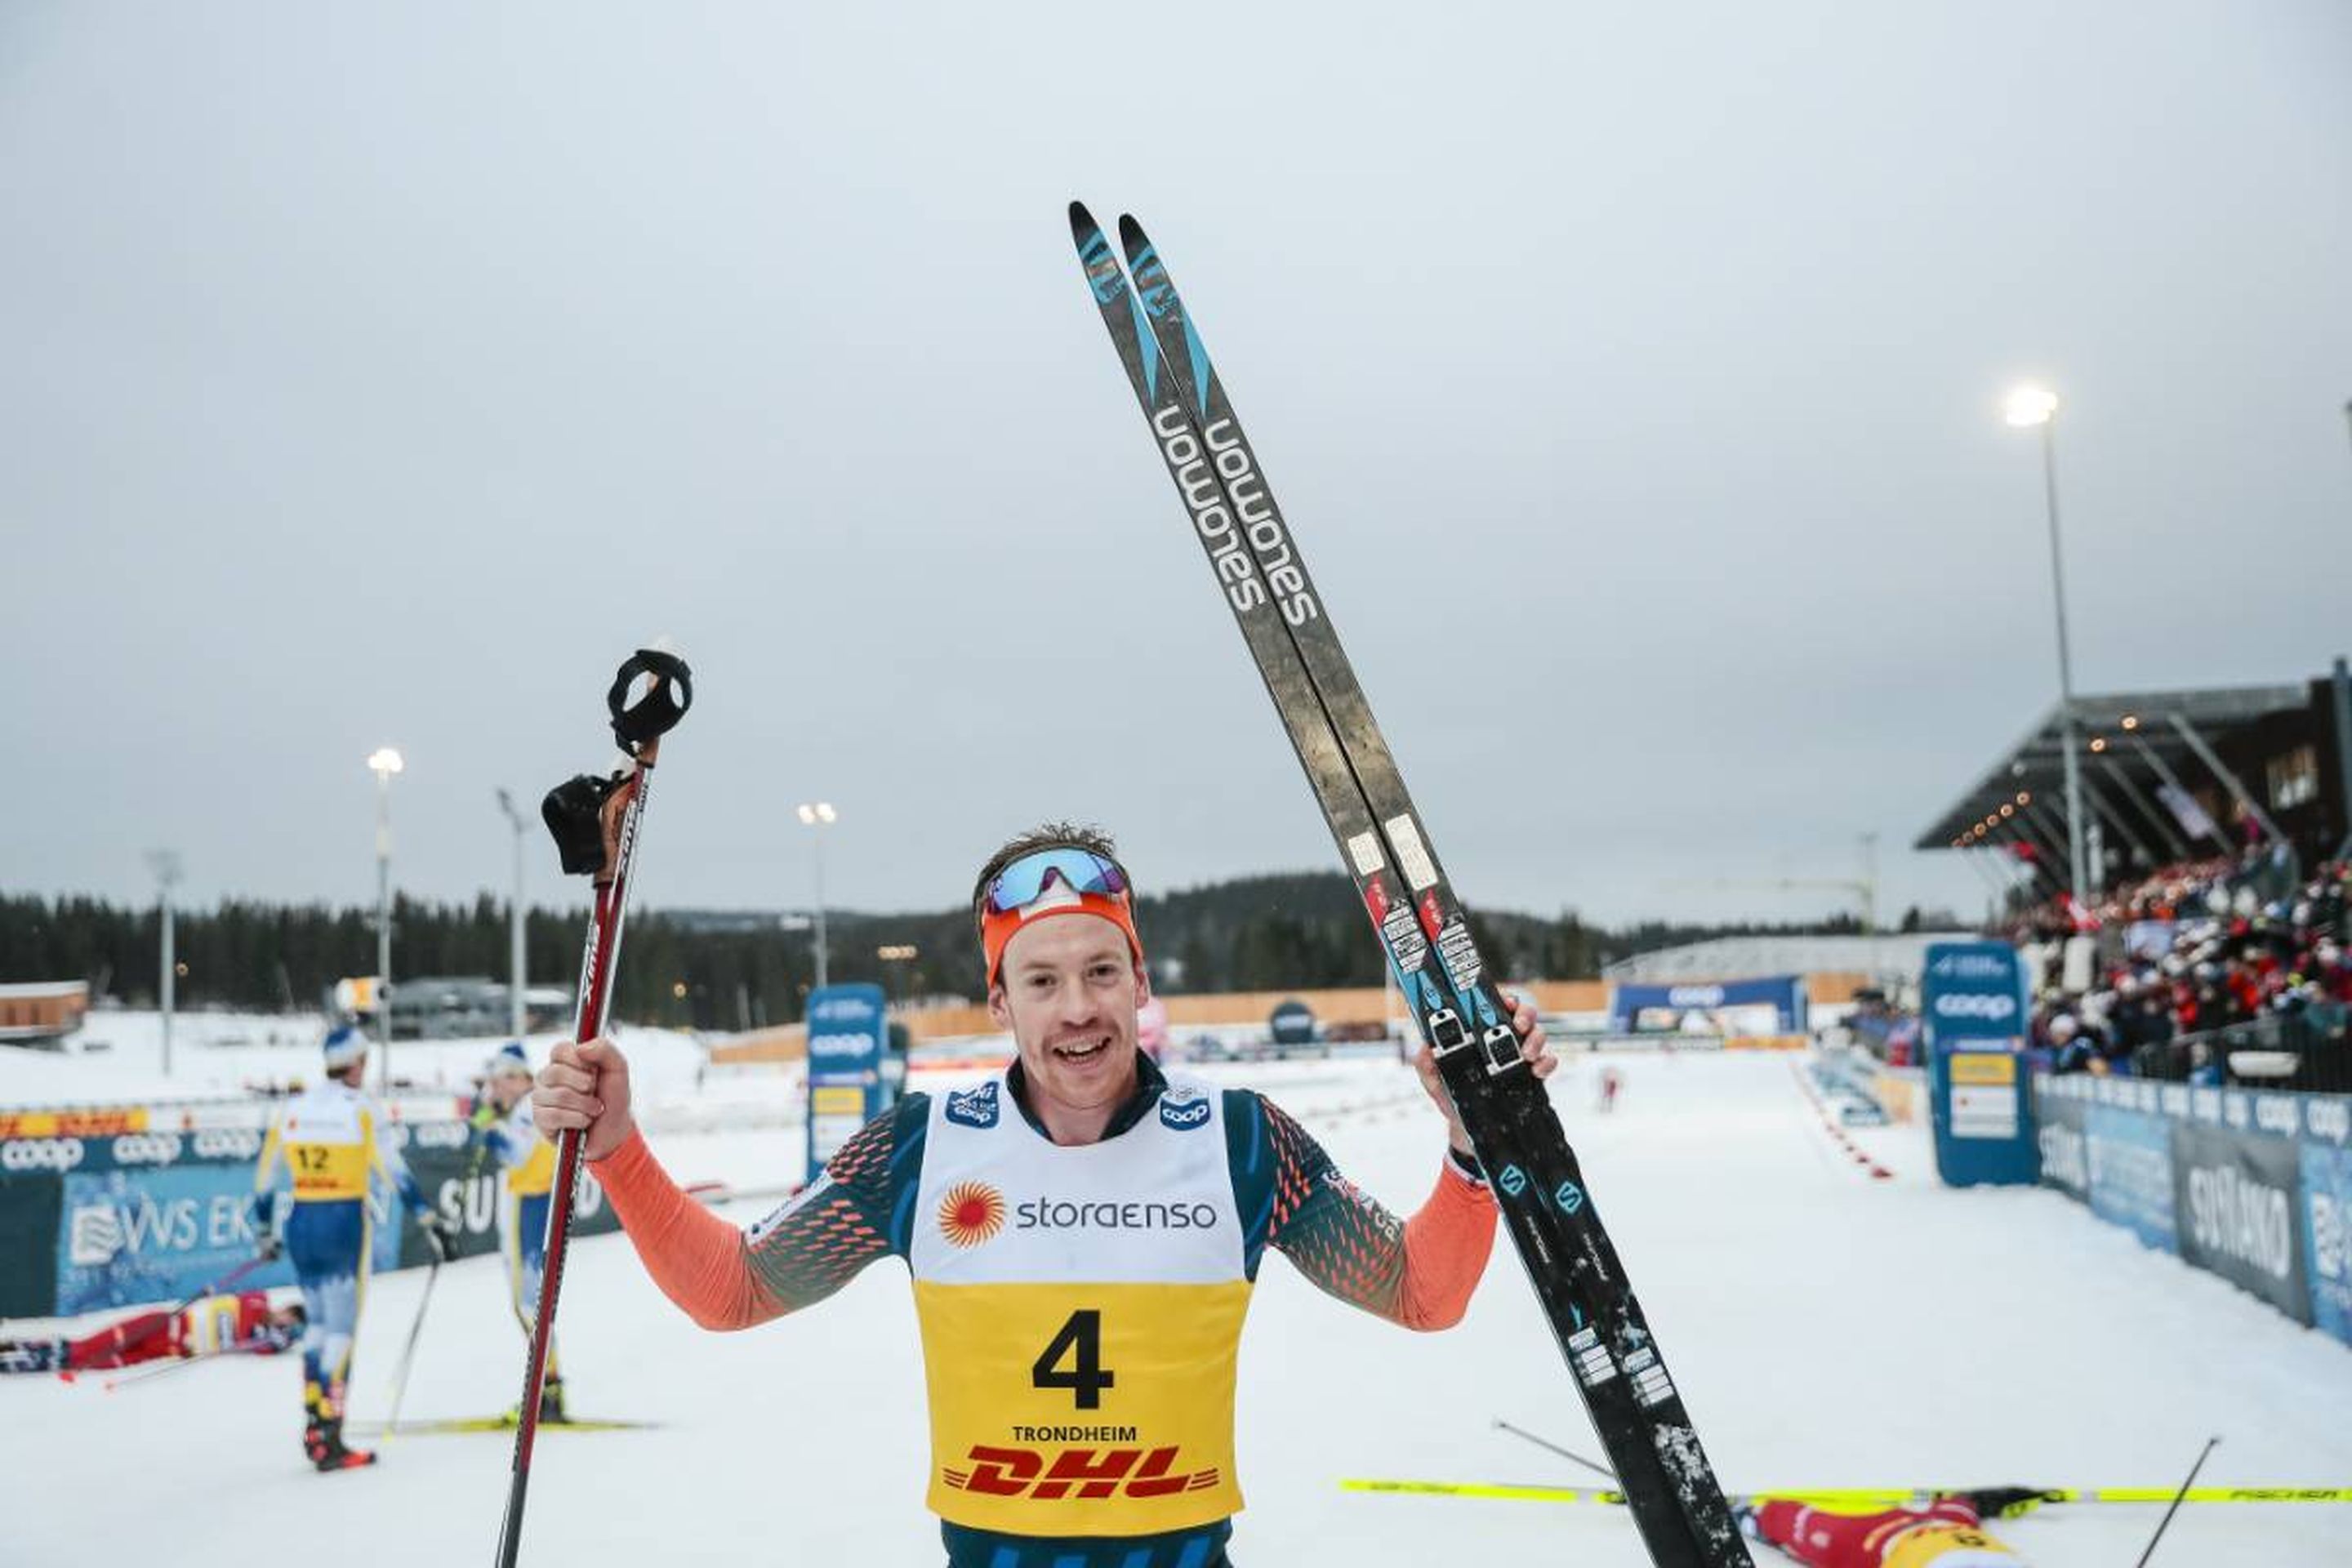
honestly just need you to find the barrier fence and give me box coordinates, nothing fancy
[2123,1008,2352,1096]
[2034,1074,2352,1348]
[0,1113,620,1321]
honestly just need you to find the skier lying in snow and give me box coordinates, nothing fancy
[532,824,1557,1568]
[0,1289,304,1375]
[1740,1490,2044,1566]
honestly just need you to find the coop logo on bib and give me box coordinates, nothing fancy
[946,1082,1001,1129]
[1159,1093,1211,1132]
[938,1181,1008,1249]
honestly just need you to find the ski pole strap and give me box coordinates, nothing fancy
[541,773,622,877]
[607,648,692,755]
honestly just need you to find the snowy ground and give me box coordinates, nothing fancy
[7,1049,2350,1565]
[0,1009,790,1135]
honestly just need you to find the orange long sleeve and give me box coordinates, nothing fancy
[1394,1158,1499,1330]
[590,1130,782,1330]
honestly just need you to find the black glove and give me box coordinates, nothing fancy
[256,1232,284,1263]
[419,1213,459,1263]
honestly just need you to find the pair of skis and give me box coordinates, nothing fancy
[1068,204,1749,1568]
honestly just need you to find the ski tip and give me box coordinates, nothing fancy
[1116,212,1150,258]
[1067,200,1102,245]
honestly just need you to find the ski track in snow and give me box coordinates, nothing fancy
[6,1049,2350,1565]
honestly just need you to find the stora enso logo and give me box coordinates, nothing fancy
[937,1182,1007,1249]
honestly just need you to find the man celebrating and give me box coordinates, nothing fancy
[534,825,1552,1567]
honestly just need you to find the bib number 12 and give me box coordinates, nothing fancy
[1031,1309,1115,1410]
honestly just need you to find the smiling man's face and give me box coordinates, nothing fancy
[988,913,1148,1145]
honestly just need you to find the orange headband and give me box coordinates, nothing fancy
[982,888,1145,987]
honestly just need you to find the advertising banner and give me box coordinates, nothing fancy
[2302,1142,2352,1348]
[0,1172,63,1317]
[2085,1102,2178,1255]
[805,983,889,1184]
[2035,1089,2089,1203]
[399,1133,620,1270]
[56,1162,305,1316]
[1919,942,2027,1054]
[1922,942,2035,1188]
[2172,1120,2310,1325]
[1606,975,1805,1034]
[1930,1047,2038,1187]
[15,1116,513,1316]
[1,1126,265,1177]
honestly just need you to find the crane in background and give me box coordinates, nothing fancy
[1668,834,1880,933]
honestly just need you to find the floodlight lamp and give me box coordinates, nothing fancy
[2003,386,2059,427]
[368,747,405,777]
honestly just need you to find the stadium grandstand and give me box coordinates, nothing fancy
[1915,666,2352,1094]
[1918,670,2350,893]
[1601,933,1973,989]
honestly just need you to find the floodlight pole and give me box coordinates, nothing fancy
[2333,657,2352,861]
[146,851,183,1076]
[498,789,529,1040]
[367,747,403,1093]
[796,802,836,991]
[2035,418,2090,904]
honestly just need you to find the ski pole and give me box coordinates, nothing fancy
[97,1335,278,1392]
[2133,1436,2220,1567]
[1494,1417,1619,1483]
[376,1254,443,1449]
[495,644,692,1568]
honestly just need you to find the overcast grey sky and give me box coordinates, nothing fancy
[4,2,2348,934]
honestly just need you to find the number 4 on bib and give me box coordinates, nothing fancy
[1031,1309,1116,1410]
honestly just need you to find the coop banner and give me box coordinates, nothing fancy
[1606,975,1805,1034]
[805,983,889,1184]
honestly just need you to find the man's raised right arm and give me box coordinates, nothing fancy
[534,1036,911,1332]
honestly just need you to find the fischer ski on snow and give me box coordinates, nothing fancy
[1338,1478,2352,1510]
[1067,203,1748,1568]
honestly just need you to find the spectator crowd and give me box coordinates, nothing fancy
[2016,851,2350,1085]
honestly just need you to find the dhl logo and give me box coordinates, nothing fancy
[942,1446,1218,1500]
